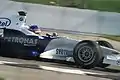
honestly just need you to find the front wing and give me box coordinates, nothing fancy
[101,46,120,66]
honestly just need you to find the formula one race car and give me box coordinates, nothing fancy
[0,11,120,69]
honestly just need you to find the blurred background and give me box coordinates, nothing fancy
[1,0,120,41]
[12,0,120,13]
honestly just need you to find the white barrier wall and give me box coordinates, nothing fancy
[0,0,120,35]
[27,7,99,34]
[98,12,120,35]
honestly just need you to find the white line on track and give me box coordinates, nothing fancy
[39,65,85,75]
[0,61,20,64]
[39,65,106,75]
[0,60,106,76]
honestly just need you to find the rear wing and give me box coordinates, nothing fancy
[0,11,27,29]
[0,11,40,36]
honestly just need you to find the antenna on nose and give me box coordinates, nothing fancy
[18,11,27,16]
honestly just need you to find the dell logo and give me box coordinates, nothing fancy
[0,18,11,27]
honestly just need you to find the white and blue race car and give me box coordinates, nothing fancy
[0,11,120,69]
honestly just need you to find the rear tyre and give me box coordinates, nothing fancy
[97,40,113,68]
[73,40,102,69]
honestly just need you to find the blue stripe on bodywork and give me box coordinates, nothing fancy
[1,28,57,57]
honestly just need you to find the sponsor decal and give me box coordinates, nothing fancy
[4,37,38,44]
[56,49,71,56]
[0,18,11,27]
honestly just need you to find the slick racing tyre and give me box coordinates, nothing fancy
[97,40,113,68]
[73,40,102,69]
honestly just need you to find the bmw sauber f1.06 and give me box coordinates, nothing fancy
[0,11,120,69]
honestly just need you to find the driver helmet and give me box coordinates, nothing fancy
[29,25,41,34]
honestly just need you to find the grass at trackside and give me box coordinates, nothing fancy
[86,0,120,12]
[11,0,57,5]
[0,77,4,80]
[102,35,120,42]
[108,66,120,70]
[11,0,120,13]
[62,32,120,42]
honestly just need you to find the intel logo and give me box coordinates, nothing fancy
[0,18,11,27]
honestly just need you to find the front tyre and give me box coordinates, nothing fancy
[73,40,102,69]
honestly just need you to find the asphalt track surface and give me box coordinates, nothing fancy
[0,56,120,80]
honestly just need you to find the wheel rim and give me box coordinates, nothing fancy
[78,46,94,63]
